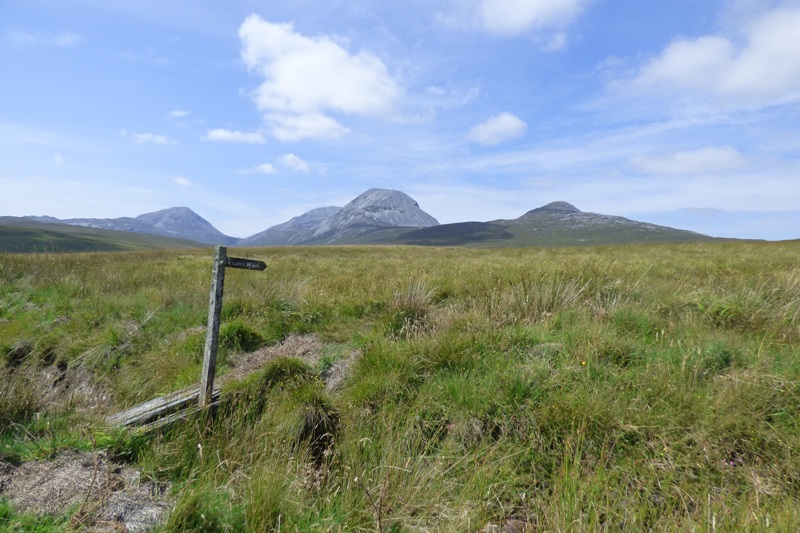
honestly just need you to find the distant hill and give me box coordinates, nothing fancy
[0,217,204,253]
[305,189,439,245]
[390,201,714,247]
[22,207,238,245]
[133,207,239,245]
[244,189,440,246]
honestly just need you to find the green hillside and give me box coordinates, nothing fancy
[2,242,799,530]
[0,218,205,253]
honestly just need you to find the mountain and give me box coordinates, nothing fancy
[134,207,239,245]
[308,189,439,244]
[244,189,440,246]
[0,217,204,253]
[515,201,581,222]
[5,194,717,253]
[23,207,238,245]
[25,215,159,236]
[391,201,714,247]
[240,207,342,246]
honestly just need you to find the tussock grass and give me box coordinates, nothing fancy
[0,370,40,428]
[2,242,800,530]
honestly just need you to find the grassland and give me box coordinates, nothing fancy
[1,242,799,531]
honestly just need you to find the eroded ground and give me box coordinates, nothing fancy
[1,334,359,531]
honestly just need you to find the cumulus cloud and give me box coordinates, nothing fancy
[468,112,528,145]
[174,176,192,187]
[169,109,190,118]
[624,6,800,105]
[204,128,266,144]
[238,15,399,141]
[278,153,310,172]
[267,113,348,142]
[122,131,173,145]
[630,146,747,176]
[438,0,589,37]
[6,30,83,49]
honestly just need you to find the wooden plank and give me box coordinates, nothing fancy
[106,386,219,428]
[141,397,221,432]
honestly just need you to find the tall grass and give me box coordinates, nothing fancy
[2,242,799,530]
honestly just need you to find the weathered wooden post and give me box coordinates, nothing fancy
[200,245,227,407]
[199,245,267,408]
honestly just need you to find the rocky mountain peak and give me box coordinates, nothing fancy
[350,188,419,207]
[539,201,580,213]
[133,207,238,244]
[136,207,201,227]
[311,188,439,240]
[515,201,581,223]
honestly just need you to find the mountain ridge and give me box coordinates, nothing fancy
[21,207,238,245]
[4,190,719,250]
[239,206,342,246]
[392,200,712,247]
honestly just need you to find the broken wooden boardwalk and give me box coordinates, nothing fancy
[106,385,220,430]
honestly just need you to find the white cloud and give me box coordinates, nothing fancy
[625,6,800,106]
[174,176,192,187]
[468,112,528,145]
[123,131,173,144]
[54,153,64,165]
[204,128,266,144]
[266,113,348,142]
[169,109,190,118]
[255,163,277,174]
[438,0,589,37]
[278,153,310,172]
[6,30,83,49]
[630,146,747,176]
[238,15,399,141]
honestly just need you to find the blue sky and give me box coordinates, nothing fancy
[2,0,799,240]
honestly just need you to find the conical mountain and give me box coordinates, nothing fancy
[135,207,238,244]
[310,188,439,243]
[243,189,440,246]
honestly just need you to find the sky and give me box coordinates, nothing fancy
[1,0,799,241]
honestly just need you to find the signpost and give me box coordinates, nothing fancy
[226,256,267,271]
[199,245,266,408]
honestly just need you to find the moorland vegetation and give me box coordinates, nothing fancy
[1,242,799,531]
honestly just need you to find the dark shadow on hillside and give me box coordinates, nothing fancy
[393,222,514,246]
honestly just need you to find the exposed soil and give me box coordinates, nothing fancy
[0,450,170,532]
[1,334,360,531]
[222,333,360,392]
